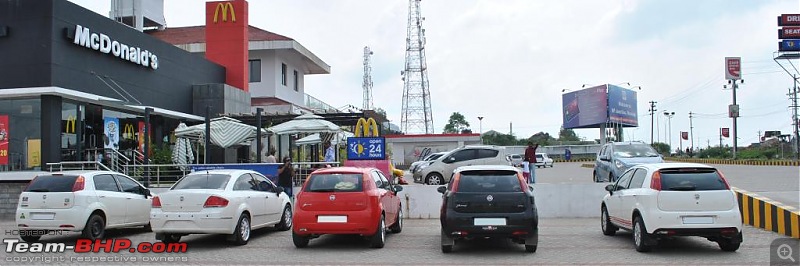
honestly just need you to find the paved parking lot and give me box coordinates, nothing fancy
[1,218,790,265]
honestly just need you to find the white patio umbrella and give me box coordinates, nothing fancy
[268,113,340,135]
[175,117,268,148]
[295,131,354,146]
[171,123,195,168]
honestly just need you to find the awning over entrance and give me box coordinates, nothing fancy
[174,117,268,148]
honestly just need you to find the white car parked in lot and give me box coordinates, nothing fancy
[16,171,152,242]
[600,163,742,252]
[534,153,554,168]
[150,169,293,245]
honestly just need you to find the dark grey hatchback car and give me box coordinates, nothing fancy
[437,165,538,253]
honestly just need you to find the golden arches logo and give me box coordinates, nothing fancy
[65,115,76,134]
[123,124,136,140]
[355,118,379,137]
[213,2,236,23]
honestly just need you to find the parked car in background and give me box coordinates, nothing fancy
[438,165,538,253]
[415,145,509,185]
[506,154,523,167]
[410,152,447,174]
[600,163,742,252]
[150,169,293,245]
[593,141,664,182]
[534,153,554,168]
[16,171,152,242]
[292,167,403,248]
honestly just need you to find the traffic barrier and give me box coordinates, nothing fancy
[667,158,800,166]
[553,158,594,163]
[733,187,800,239]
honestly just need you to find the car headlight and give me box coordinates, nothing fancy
[614,160,625,169]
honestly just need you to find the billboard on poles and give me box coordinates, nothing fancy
[562,85,608,129]
[607,85,638,127]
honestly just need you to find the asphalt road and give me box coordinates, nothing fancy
[1,219,793,265]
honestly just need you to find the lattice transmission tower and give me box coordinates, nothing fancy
[362,46,374,110]
[401,0,434,134]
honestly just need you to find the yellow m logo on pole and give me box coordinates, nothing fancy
[65,115,76,134]
[355,118,379,137]
[123,124,136,140]
[213,2,236,23]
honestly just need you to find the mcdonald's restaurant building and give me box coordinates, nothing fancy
[0,1,259,170]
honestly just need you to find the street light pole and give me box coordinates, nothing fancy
[477,116,484,144]
[663,111,674,151]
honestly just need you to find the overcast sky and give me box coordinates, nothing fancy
[69,0,799,149]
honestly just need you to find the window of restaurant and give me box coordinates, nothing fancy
[0,98,42,171]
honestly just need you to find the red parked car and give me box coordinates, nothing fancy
[292,167,403,248]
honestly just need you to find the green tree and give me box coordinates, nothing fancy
[651,142,671,155]
[558,126,580,141]
[443,112,470,133]
[525,132,556,146]
[483,133,519,146]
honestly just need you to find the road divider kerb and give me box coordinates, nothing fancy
[732,187,800,239]
[667,158,800,166]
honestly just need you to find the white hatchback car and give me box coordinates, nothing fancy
[600,163,742,252]
[16,171,152,242]
[534,153,554,168]
[150,169,293,245]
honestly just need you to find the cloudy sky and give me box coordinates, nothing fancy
[69,0,799,149]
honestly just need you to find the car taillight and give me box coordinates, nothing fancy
[717,170,731,189]
[152,196,162,208]
[650,171,662,191]
[203,196,229,208]
[72,176,85,192]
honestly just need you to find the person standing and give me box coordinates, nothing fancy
[323,141,335,163]
[264,147,277,163]
[523,141,539,184]
[278,156,294,199]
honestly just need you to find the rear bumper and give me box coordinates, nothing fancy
[16,207,88,231]
[651,227,743,241]
[293,209,380,236]
[150,209,236,235]
[441,211,538,239]
[646,209,742,235]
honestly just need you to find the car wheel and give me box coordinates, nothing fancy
[143,222,152,232]
[276,204,293,231]
[525,244,537,253]
[389,207,403,233]
[608,174,615,183]
[593,171,600,183]
[292,231,310,248]
[441,244,453,253]
[81,214,106,240]
[633,216,652,252]
[601,205,618,236]
[717,233,741,252]
[426,173,443,186]
[19,231,41,242]
[369,214,386,248]
[441,229,455,253]
[231,214,251,246]
[161,234,181,243]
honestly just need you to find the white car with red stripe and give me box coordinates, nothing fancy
[150,169,293,245]
[600,163,742,252]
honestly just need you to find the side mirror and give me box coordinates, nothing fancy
[446,157,455,162]
[528,185,534,191]
[605,184,615,193]
[393,186,403,193]
[143,188,152,197]
[437,186,447,194]
[275,186,285,195]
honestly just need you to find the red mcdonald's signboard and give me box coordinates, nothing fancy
[205,0,249,92]
[721,128,730,138]
[681,131,688,140]
[0,115,7,165]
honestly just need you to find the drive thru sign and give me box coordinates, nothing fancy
[725,57,741,80]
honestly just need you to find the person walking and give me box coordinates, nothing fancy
[523,141,539,184]
[323,141,335,163]
[277,156,294,199]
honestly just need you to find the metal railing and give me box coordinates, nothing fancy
[46,161,111,172]
[290,162,340,186]
[121,162,341,188]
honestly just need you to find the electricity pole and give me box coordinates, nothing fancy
[649,101,657,144]
[689,111,695,152]
[792,75,800,159]
[726,79,741,159]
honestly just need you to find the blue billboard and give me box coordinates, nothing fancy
[346,137,386,160]
[607,85,638,126]
[562,85,608,129]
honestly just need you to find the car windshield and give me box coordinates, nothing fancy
[172,174,231,190]
[613,144,659,158]
[428,153,444,160]
[511,154,521,159]
[304,174,363,192]
[25,175,79,192]
[457,170,522,193]
[659,169,728,191]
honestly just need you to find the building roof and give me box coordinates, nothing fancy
[147,25,330,74]
[147,25,293,45]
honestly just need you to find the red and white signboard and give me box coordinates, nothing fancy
[0,115,8,165]
[681,131,688,140]
[721,128,730,138]
[778,14,800,26]
[725,57,741,80]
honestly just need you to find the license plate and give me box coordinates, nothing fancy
[682,216,714,224]
[317,216,347,223]
[30,212,55,220]
[474,218,506,226]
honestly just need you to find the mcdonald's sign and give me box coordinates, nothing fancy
[213,2,236,23]
[355,118,379,137]
[123,124,136,140]
[65,115,77,134]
